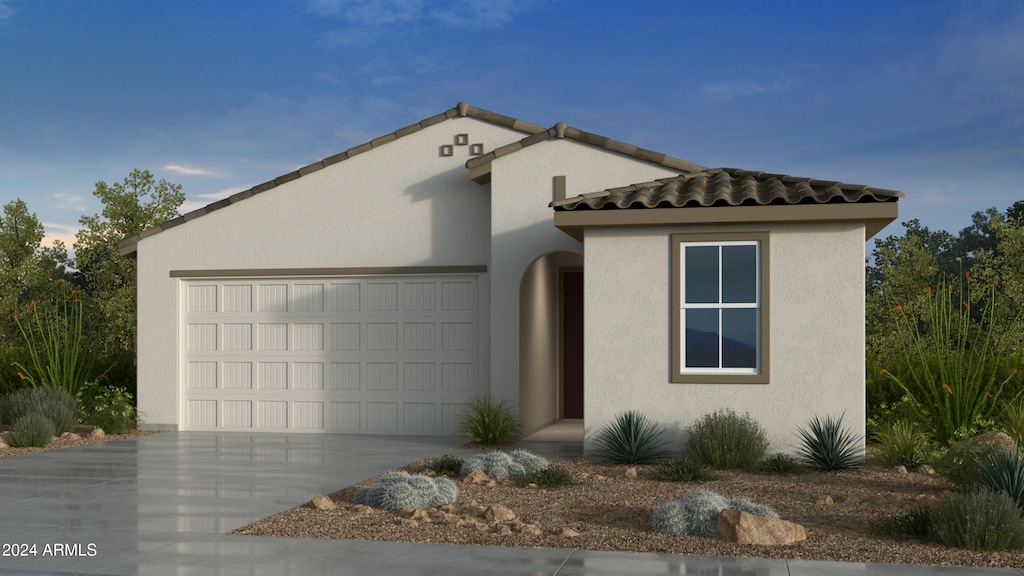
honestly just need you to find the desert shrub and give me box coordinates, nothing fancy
[514,465,575,488]
[796,413,863,473]
[0,386,78,432]
[999,399,1024,446]
[869,507,934,541]
[593,410,671,465]
[752,453,802,475]
[78,378,136,433]
[7,412,57,448]
[413,454,465,477]
[651,489,777,538]
[976,443,1024,509]
[460,449,548,480]
[454,396,520,445]
[938,432,1016,488]
[685,408,768,470]
[12,296,97,398]
[0,347,30,398]
[652,457,721,482]
[353,471,457,511]
[874,418,933,468]
[931,490,1024,550]
[865,394,920,440]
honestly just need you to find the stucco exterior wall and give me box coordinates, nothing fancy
[583,221,866,455]
[136,117,523,428]
[488,140,678,411]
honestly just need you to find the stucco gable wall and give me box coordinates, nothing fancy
[136,117,525,428]
[583,221,866,455]
[486,139,679,408]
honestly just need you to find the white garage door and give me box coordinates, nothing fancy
[180,275,479,433]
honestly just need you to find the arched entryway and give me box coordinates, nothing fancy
[519,250,584,435]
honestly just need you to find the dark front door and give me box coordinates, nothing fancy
[562,269,584,419]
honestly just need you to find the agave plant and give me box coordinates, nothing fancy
[976,443,1024,510]
[593,410,671,464]
[795,413,863,473]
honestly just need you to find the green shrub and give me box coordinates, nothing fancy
[938,432,1017,489]
[0,386,79,432]
[7,412,57,448]
[78,378,136,434]
[12,296,97,398]
[865,394,920,440]
[874,418,933,468]
[752,453,802,475]
[651,490,777,538]
[593,410,671,465]
[976,443,1024,509]
[514,465,575,488]
[414,454,465,477]
[999,399,1024,446]
[685,408,768,470]
[352,471,458,511]
[869,507,934,541]
[460,449,548,480]
[795,413,863,473]
[454,396,520,445]
[652,457,721,482]
[931,490,1024,550]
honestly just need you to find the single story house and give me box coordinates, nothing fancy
[119,101,902,453]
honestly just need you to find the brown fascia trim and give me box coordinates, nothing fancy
[552,202,899,242]
[118,101,547,258]
[466,123,707,185]
[169,265,487,278]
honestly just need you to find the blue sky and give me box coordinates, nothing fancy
[1,0,1022,254]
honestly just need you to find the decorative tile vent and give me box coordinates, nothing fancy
[439,134,484,157]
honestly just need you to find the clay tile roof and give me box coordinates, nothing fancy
[549,168,904,210]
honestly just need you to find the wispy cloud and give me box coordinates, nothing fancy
[701,79,792,102]
[307,0,542,30]
[179,185,253,214]
[163,164,223,177]
[52,192,89,213]
[42,221,80,251]
[0,1,15,24]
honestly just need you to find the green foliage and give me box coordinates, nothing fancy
[651,490,777,538]
[0,386,78,433]
[752,453,802,475]
[12,293,96,398]
[514,465,575,488]
[652,456,721,482]
[413,454,465,477]
[74,168,185,355]
[873,419,934,468]
[869,507,934,541]
[6,412,57,448]
[459,449,548,480]
[795,413,863,473]
[931,490,1024,551]
[999,398,1024,446]
[976,444,1024,510]
[352,471,457,511]
[882,262,1022,446]
[684,408,768,470]
[593,410,671,465]
[77,377,137,434]
[454,396,520,445]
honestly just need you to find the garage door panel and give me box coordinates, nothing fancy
[182,275,479,434]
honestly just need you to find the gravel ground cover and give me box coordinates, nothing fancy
[0,425,163,459]
[234,457,1024,570]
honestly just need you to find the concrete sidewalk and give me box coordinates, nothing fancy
[0,432,1018,576]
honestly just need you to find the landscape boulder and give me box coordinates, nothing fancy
[716,509,806,545]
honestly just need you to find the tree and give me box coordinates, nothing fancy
[74,169,184,355]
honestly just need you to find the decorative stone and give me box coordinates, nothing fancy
[439,504,456,513]
[0,436,8,449]
[486,480,497,488]
[917,465,935,476]
[310,494,336,510]
[559,527,581,538]
[834,494,859,505]
[717,509,806,545]
[89,428,105,439]
[624,467,638,479]
[400,518,418,528]
[483,504,516,523]
[464,470,489,484]
[353,504,375,515]
[943,432,1016,474]
[495,525,513,536]
[594,475,607,481]
[815,495,834,506]
[520,524,543,536]
[474,520,490,532]
[410,509,430,521]
[894,466,908,474]
[527,483,539,489]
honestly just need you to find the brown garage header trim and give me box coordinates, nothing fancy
[170,265,487,278]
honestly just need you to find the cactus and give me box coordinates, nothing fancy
[651,489,777,538]
[460,449,548,480]
[353,471,458,511]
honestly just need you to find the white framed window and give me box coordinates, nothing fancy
[671,232,770,384]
